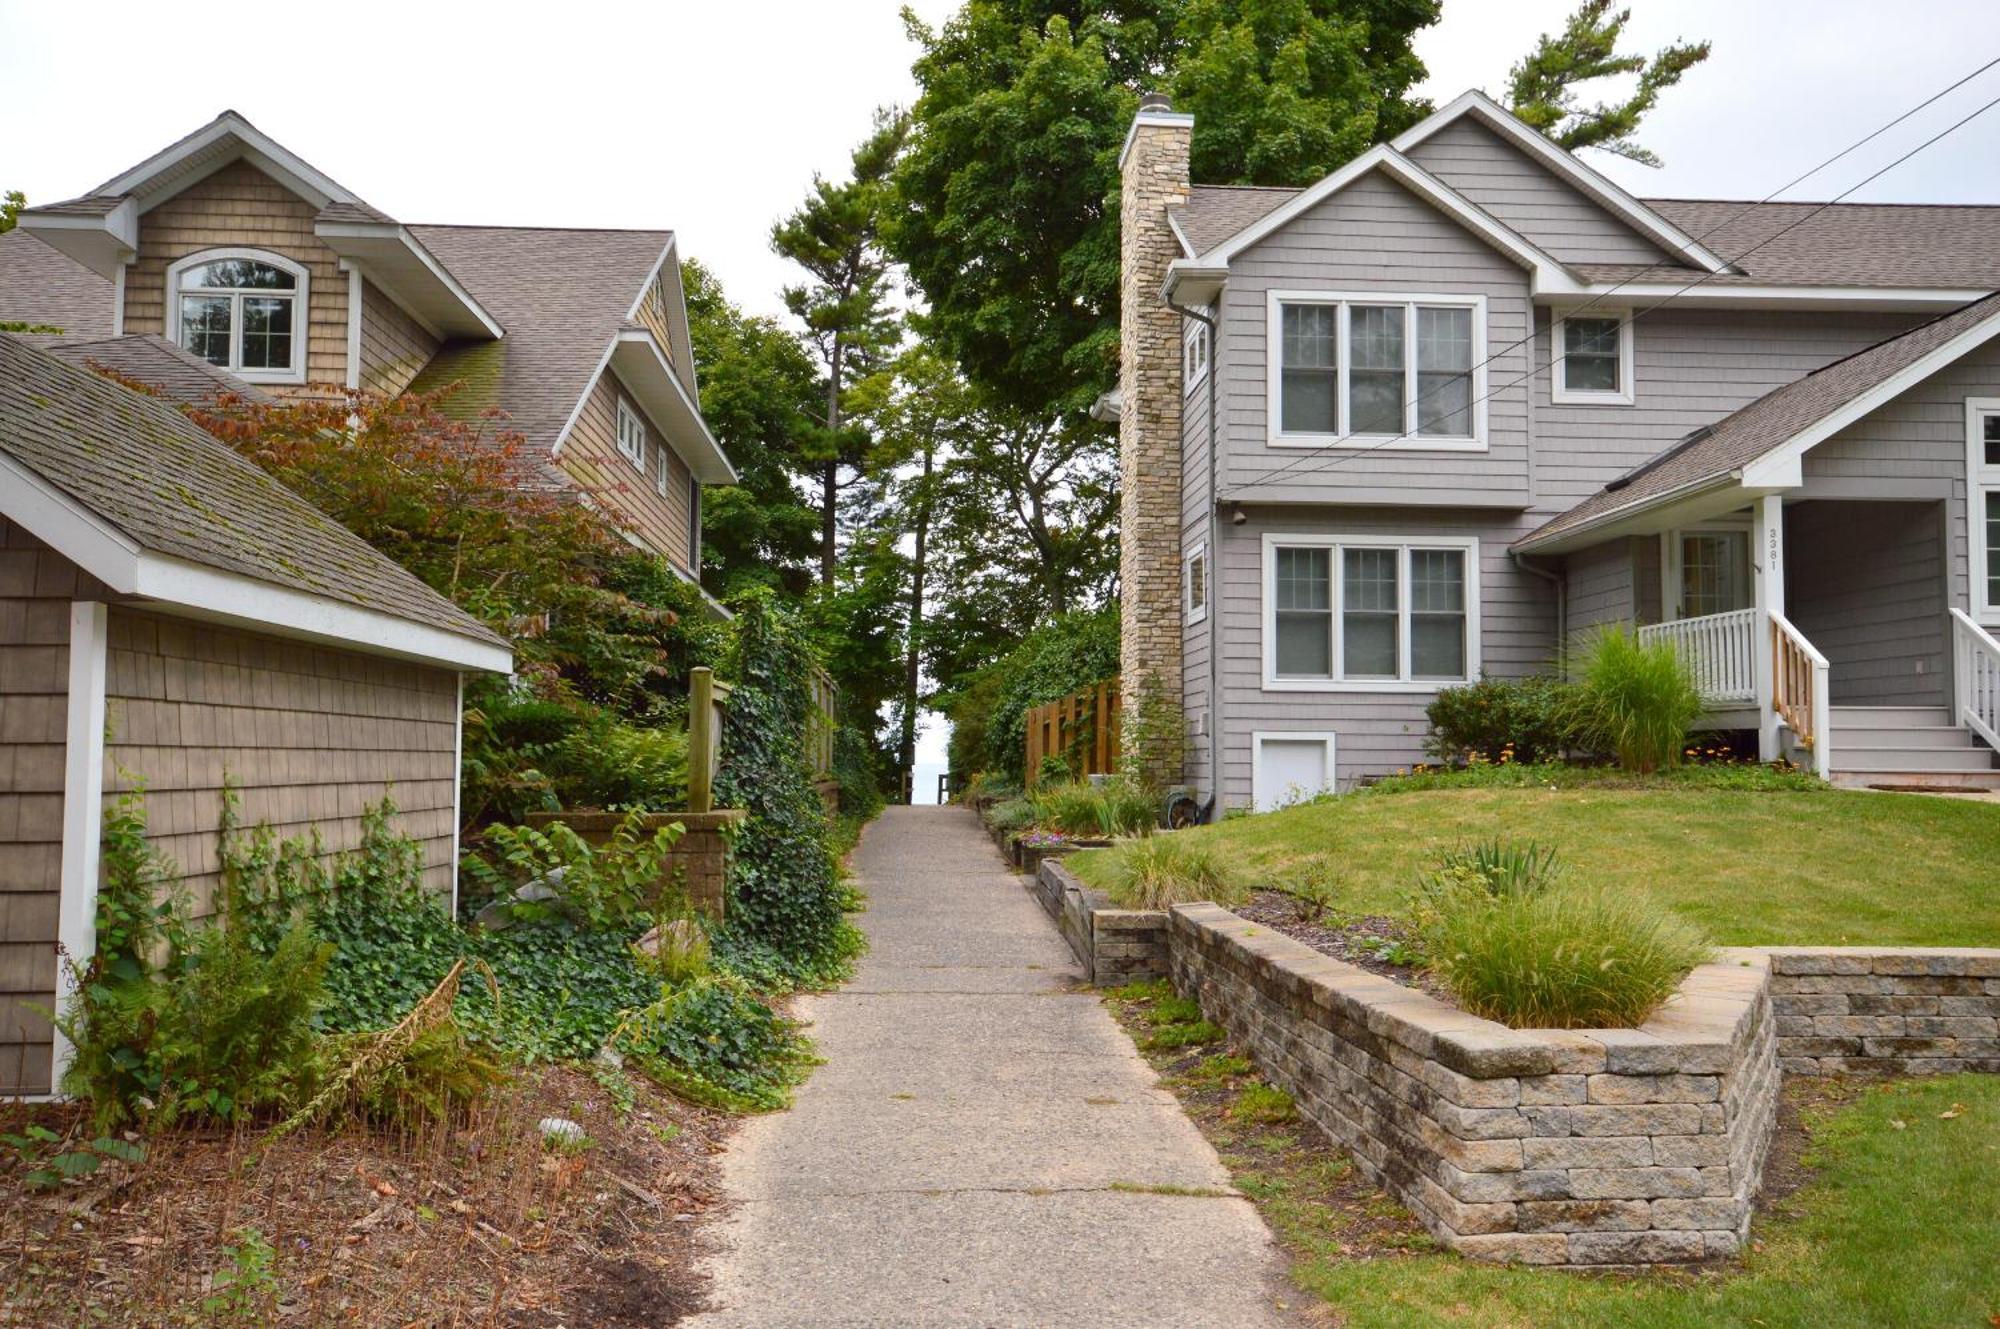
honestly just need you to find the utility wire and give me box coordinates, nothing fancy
[1228,59,2000,499]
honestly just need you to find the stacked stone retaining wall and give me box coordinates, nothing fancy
[1766,947,2000,1074]
[1028,859,1169,984]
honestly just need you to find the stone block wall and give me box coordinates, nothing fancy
[1028,859,1169,985]
[1765,947,2000,1074]
[526,809,745,919]
[1170,904,1780,1266]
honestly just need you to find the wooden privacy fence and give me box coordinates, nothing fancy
[806,666,836,782]
[1024,677,1120,787]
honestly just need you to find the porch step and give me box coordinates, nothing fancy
[1828,705,1956,729]
[1836,725,1982,751]
[1830,768,2000,791]
[1831,746,1997,772]
[1824,705,1998,786]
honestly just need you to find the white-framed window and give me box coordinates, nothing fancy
[1663,525,1752,619]
[1261,533,1480,691]
[1967,397,2000,622]
[166,249,308,383]
[616,397,647,472]
[1252,731,1338,812]
[1552,309,1634,405]
[1183,317,1210,392]
[1186,542,1208,623]
[1266,290,1485,451]
[654,433,673,497]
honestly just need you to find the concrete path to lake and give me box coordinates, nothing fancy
[685,804,1299,1329]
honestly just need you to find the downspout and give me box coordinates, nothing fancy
[1512,549,1566,665]
[1168,295,1222,821]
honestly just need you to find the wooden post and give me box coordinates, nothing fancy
[689,666,716,814]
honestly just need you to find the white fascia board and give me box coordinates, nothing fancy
[98,112,358,212]
[315,221,504,339]
[609,330,739,484]
[1513,475,1758,554]
[627,234,679,321]
[16,198,139,278]
[1118,109,1196,169]
[1393,90,1729,274]
[1162,261,1228,306]
[0,453,511,674]
[1739,307,2000,488]
[1560,283,1993,313]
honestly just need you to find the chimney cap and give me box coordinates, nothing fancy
[1138,90,1172,113]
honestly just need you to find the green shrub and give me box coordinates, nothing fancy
[943,607,1120,783]
[463,811,685,932]
[711,596,862,987]
[1426,675,1571,765]
[985,797,1037,834]
[1095,833,1246,910]
[58,788,331,1129]
[833,724,887,820]
[1419,883,1711,1029]
[613,974,813,1111]
[1031,777,1155,838]
[1565,627,1703,773]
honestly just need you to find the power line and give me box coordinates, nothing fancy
[1227,60,2000,498]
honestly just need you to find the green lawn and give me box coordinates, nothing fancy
[1071,779,2000,945]
[1296,1074,1998,1329]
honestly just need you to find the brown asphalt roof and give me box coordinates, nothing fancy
[21,332,275,407]
[403,225,672,452]
[0,333,506,649]
[1517,290,2000,549]
[0,229,114,335]
[1173,185,1299,256]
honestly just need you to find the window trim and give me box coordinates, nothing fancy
[1260,533,1481,692]
[1183,316,1210,395]
[1966,396,2000,624]
[1251,731,1339,812]
[1186,541,1208,624]
[654,431,673,498]
[1265,289,1488,452]
[165,248,309,385]
[1662,519,1753,621]
[615,396,647,473]
[1551,308,1635,406]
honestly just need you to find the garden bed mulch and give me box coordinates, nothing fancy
[0,1063,731,1327]
[1232,890,1458,1006]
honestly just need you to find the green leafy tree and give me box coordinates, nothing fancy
[0,190,23,233]
[1506,1,1710,166]
[680,260,823,599]
[771,110,910,583]
[890,1,1440,417]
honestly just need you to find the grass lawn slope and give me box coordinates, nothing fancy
[1073,774,2000,945]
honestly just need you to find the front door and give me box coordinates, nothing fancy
[1677,530,1751,619]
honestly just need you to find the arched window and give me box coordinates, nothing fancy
[167,250,308,382]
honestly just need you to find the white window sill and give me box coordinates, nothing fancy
[1262,677,1463,694]
[1266,434,1487,453]
[234,367,306,386]
[1551,387,1635,406]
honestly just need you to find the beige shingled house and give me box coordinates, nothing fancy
[0,333,515,1097]
[0,109,736,578]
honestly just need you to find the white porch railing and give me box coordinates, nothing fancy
[1950,608,2000,751]
[1638,608,1757,703]
[1771,611,1831,780]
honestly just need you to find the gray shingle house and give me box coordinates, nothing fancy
[0,334,513,1097]
[1115,89,2000,809]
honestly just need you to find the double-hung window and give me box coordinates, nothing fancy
[1969,399,2000,621]
[1270,292,1483,449]
[1553,310,1634,404]
[1264,535,1479,690]
[616,397,647,471]
[167,251,307,383]
[1186,542,1208,624]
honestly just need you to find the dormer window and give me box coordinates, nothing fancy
[167,251,307,384]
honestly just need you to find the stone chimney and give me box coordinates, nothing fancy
[1118,92,1193,790]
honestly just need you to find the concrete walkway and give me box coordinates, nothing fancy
[686,805,1298,1328]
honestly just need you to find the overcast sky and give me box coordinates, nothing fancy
[6,0,1998,325]
[5,1,1997,791]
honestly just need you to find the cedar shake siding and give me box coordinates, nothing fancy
[634,277,676,367]
[559,372,697,572]
[359,279,441,397]
[121,160,350,390]
[0,521,114,1095]
[102,607,462,920]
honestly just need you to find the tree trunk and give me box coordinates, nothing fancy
[820,339,845,585]
[898,445,934,801]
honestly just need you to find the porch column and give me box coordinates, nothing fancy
[1752,495,1786,760]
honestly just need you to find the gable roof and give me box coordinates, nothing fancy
[0,229,113,335]
[1517,290,2000,550]
[21,332,274,408]
[0,334,509,671]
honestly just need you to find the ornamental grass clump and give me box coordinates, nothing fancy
[1565,626,1703,773]
[1031,777,1155,838]
[1414,841,1711,1029]
[1097,833,1247,910]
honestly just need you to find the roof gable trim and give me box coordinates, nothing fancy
[96,111,360,213]
[1392,91,1730,274]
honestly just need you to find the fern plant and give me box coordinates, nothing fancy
[465,810,685,932]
